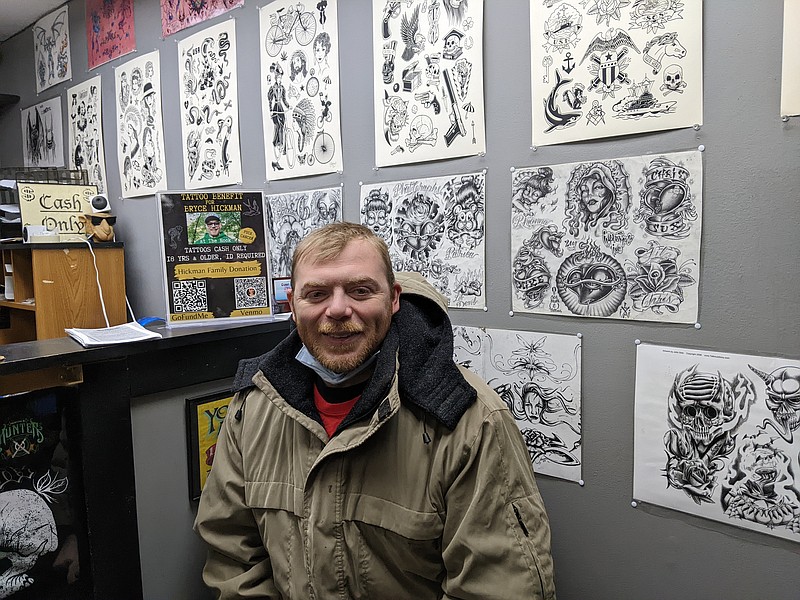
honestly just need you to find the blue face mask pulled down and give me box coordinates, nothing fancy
[295,345,379,386]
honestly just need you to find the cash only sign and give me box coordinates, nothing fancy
[157,190,273,325]
[18,182,97,241]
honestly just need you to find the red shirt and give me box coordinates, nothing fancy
[313,384,361,438]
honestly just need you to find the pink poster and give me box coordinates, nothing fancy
[160,0,244,37]
[86,0,136,70]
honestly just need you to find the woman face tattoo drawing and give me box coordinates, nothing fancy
[564,161,630,236]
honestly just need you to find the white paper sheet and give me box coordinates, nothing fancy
[21,97,64,168]
[372,0,486,166]
[781,0,800,116]
[259,0,343,180]
[360,171,486,309]
[634,343,800,543]
[178,20,243,189]
[531,0,703,146]
[33,5,72,93]
[115,51,168,198]
[511,150,702,323]
[68,76,108,194]
[454,326,582,483]
[264,186,343,279]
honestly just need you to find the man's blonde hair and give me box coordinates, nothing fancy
[291,222,395,289]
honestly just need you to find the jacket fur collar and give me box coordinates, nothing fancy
[232,272,476,430]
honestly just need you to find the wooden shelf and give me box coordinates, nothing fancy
[1,243,126,342]
[0,299,36,311]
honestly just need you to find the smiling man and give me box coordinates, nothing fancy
[195,213,236,245]
[194,222,556,599]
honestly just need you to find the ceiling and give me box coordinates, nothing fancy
[0,0,66,43]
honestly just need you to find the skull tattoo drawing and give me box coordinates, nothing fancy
[660,64,686,95]
[663,366,756,504]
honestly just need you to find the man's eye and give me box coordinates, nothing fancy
[352,288,371,297]
[305,291,326,301]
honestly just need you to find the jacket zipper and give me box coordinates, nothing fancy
[512,503,529,537]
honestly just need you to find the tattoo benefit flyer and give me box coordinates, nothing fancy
[157,190,272,325]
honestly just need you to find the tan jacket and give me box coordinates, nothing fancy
[195,273,556,599]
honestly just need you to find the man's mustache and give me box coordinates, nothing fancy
[318,323,363,335]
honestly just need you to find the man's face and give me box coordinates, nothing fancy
[206,220,222,237]
[288,239,401,373]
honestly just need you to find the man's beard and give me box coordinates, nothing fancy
[300,311,392,374]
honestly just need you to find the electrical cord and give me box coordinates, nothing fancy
[81,230,139,325]
[126,295,136,322]
[80,236,110,328]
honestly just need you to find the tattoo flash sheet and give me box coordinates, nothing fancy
[373,0,486,166]
[782,0,800,116]
[21,97,64,168]
[178,20,243,189]
[454,326,582,483]
[634,343,800,543]
[531,0,702,146]
[511,150,702,323]
[161,0,244,38]
[264,186,343,279]
[259,0,343,180]
[115,51,168,198]
[68,77,108,194]
[86,0,136,70]
[360,172,486,309]
[33,6,72,93]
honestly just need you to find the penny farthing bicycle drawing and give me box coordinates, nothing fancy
[307,92,335,166]
[265,3,316,57]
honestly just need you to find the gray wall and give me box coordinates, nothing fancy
[131,380,230,600]
[2,1,800,599]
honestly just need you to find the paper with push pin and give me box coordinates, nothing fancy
[511,149,702,323]
[372,0,486,166]
[634,343,800,543]
[530,0,703,146]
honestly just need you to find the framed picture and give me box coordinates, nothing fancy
[185,391,233,501]
[157,190,272,327]
[272,276,291,314]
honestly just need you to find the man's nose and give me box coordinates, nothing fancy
[325,289,353,320]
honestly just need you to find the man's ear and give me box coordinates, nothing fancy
[287,288,296,321]
[391,283,402,314]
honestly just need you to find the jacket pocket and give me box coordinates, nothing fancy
[244,481,305,599]
[245,480,303,514]
[343,493,443,540]
[509,498,556,600]
[343,495,445,598]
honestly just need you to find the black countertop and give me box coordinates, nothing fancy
[0,318,292,376]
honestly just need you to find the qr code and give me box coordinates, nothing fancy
[234,277,268,309]
[172,280,208,312]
